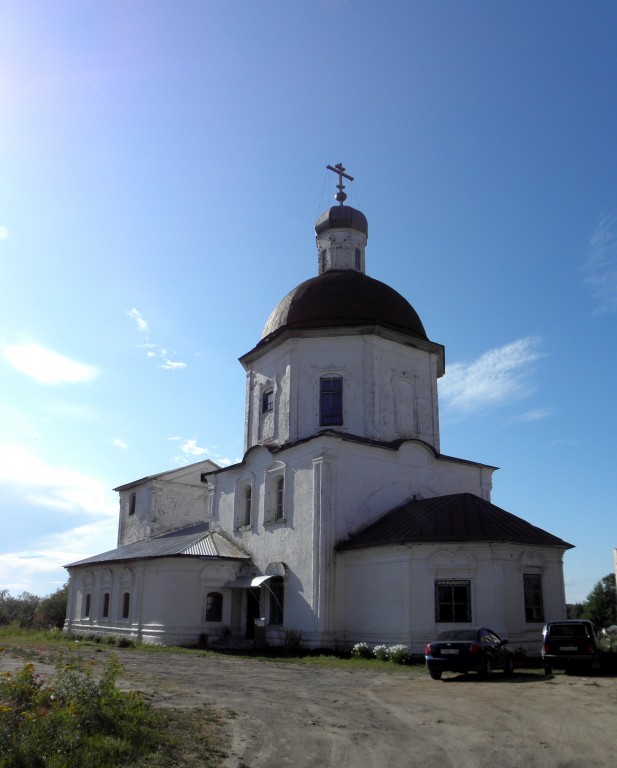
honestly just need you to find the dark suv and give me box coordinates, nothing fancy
[542,620,601,675]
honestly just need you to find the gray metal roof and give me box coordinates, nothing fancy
[65,523,250,567]
[336,493,574,551]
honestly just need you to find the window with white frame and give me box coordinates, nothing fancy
[435,579,471,622]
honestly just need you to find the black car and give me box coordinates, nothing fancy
[541,620,601,675]
[425,627,514,680]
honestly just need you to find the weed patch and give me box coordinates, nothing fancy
[0,651,226,767]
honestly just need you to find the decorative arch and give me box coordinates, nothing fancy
[429,550,477,578]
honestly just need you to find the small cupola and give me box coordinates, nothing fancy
[315,164,368,274]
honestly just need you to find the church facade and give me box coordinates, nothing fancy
[64,173,573,653]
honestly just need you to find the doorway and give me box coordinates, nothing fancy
[245,587,261,639]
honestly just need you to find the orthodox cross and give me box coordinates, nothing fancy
[326,162,354,205]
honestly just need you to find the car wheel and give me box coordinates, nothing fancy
[503,655,514,676]
[480,658,492,678]
[543,663,552,676]
[429,670,442,680]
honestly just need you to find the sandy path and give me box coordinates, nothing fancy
[2,646,616,768]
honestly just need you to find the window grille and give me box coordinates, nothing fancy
[523,573,544,622]
[435,579,471,622]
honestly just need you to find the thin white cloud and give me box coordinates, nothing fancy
[439,337,544,416]
[112,438,128,449]
[127,315,187,369]
[0,225,9,240]
[126,307,149,332]
[585,210,617,315]
[507,408,552,424]
[0,443,117,518]
[2,343,99,384]
[0,520,117,595]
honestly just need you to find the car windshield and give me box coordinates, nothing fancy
[548,625,589,638]
[436,629,478,641]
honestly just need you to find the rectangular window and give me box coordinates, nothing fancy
[523,573,544,622]
[269,579,284,625]
[122,592,130,619]
[435,580,471,622]
[320,377,343,426]
[205,592,223,622]
[129,493,136,515]
[83,593,91,618]
[102,593,110,618]
[262,388,274,413]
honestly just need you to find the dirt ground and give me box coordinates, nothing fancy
[1,645,616,768]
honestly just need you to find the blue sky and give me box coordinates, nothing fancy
[1,1,615,603]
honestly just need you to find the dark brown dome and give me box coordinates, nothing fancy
[315,205,368,236]
[261,270,428,342]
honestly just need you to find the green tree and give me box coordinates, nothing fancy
[34,582,69,628]
[0,589,40,627]
[566,602,585,619]
[582,573,617,628]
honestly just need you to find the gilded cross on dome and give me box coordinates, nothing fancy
[326,162,354,205]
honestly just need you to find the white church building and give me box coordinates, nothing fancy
[64,168,573,654]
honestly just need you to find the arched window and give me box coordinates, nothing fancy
[320,376,343,426]
[265,463,286,524]
[205,591,223,622]
[122,592,130,619]
[275,477,284,520]
[243,486,252,527]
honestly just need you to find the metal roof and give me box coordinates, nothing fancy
[257,270,431,346]
[336,493,574,551]
[65,523,251,567]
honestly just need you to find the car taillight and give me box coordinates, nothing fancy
[543,643,549,653]
[425,643,432,654]
[469,643,479,654]
[588,644,595,654]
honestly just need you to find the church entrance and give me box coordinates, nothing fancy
[245,587,261,639]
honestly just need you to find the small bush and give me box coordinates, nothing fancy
[373,644,389,661]
[386,644,410,664]
[280,629,304,655]
[351,642,372,659]
[0,652,163,767]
